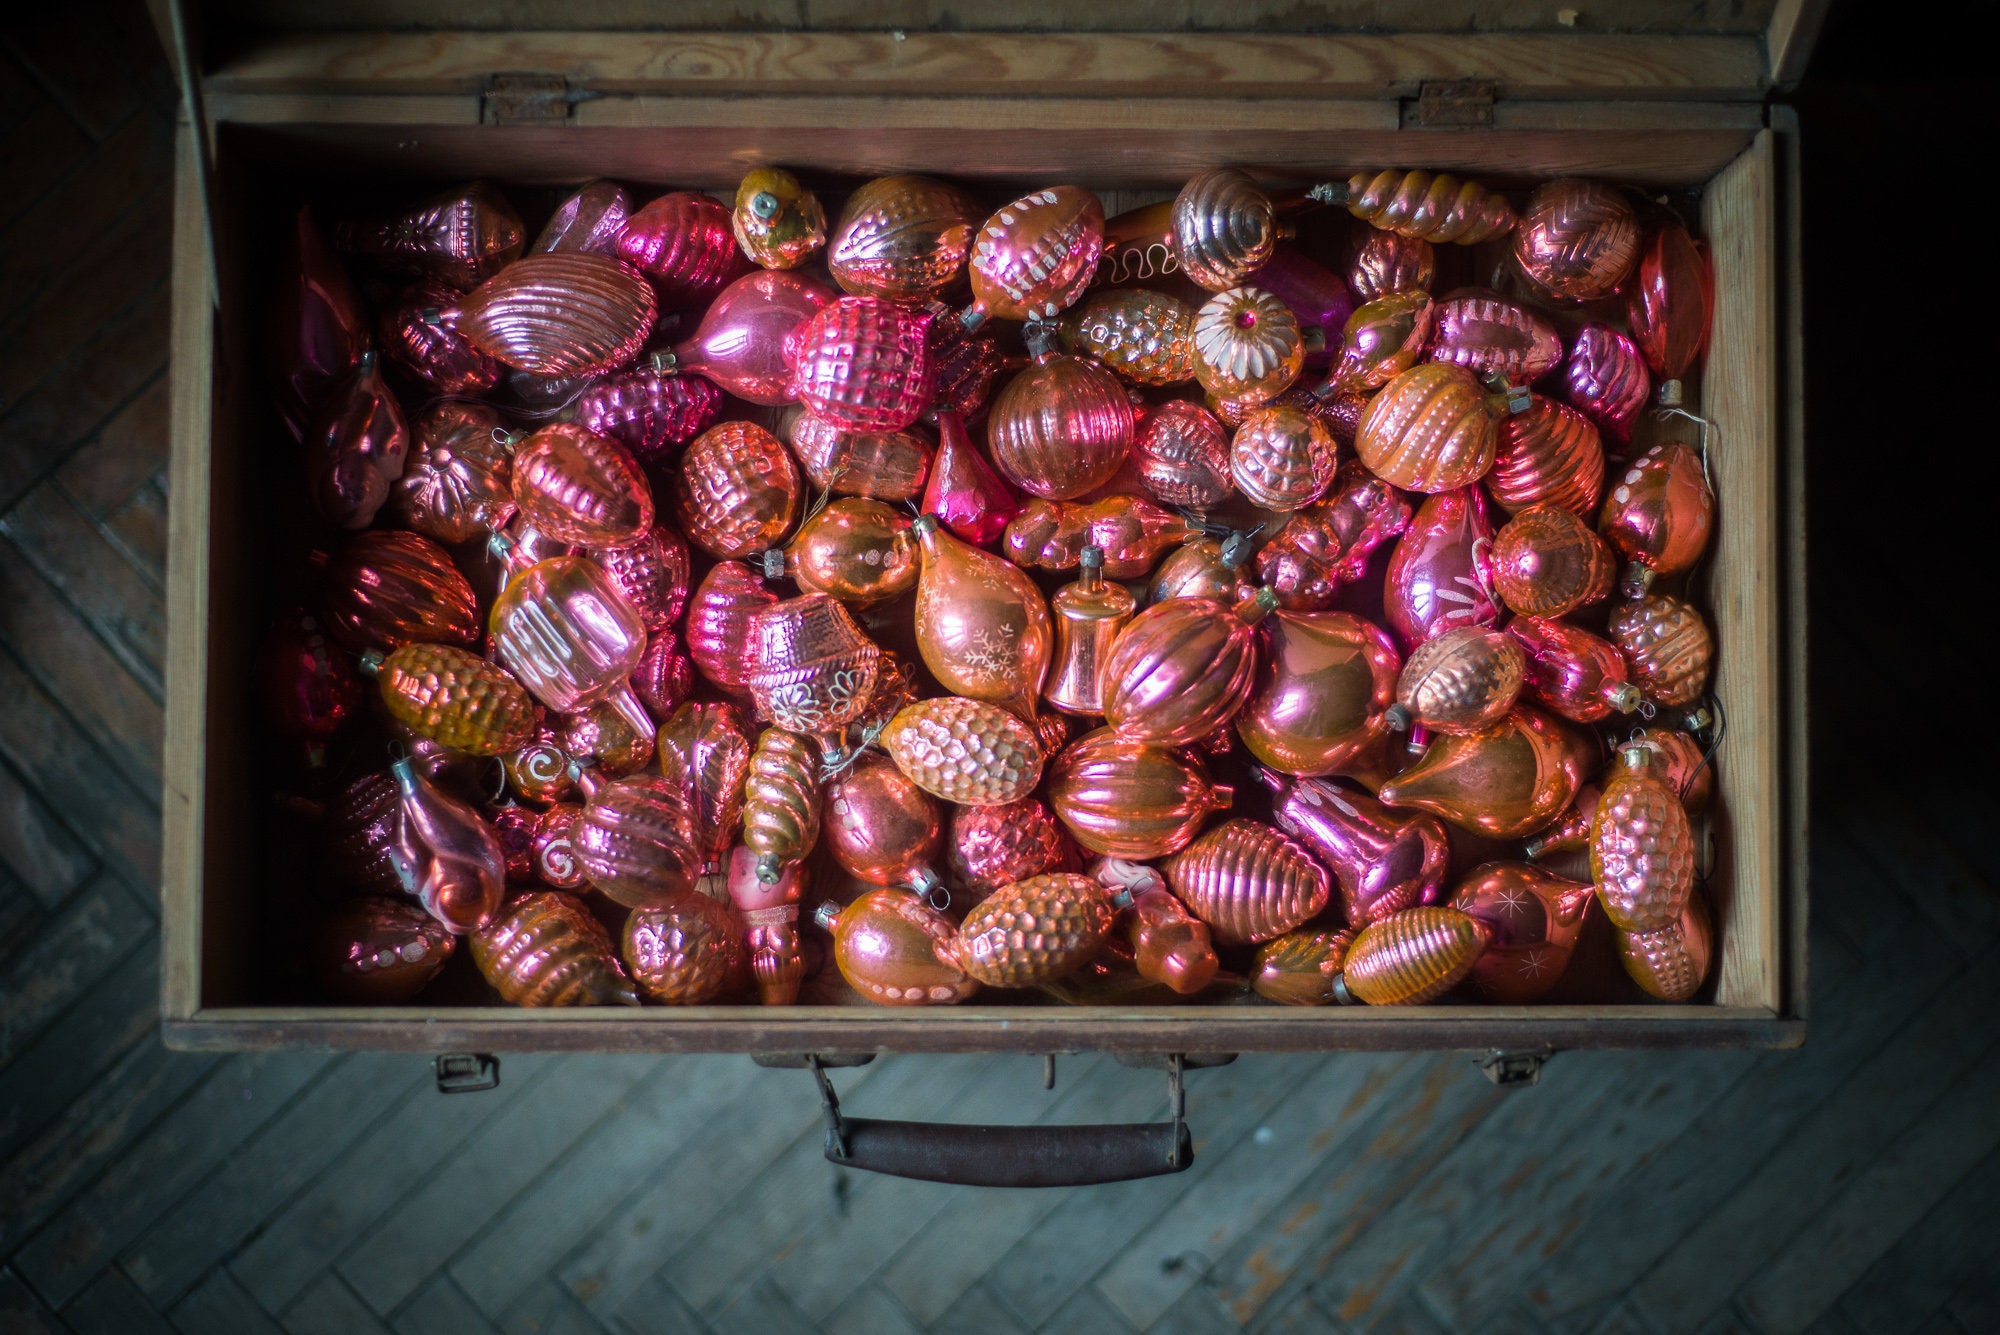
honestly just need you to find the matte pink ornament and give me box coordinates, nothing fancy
[617,191,752,308]
[785,297,934,431]
[1258,769,1450,924]
[1564,323,1650,447]
[1426,288,1563,384]
[376,279,503,396]
[1383,487,1499,650]
[271,206,367,441]
[920,409,1022,547]
[389,756,506,934]
[573,358,724,463]
[304,351,408,530]
[671,269,835,405]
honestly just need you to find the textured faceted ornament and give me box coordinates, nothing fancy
[575,774,700,909]
[1340,906,1490,1005]
[1356,363,1510,493]
[632,634,695,724]
[1256,462,1414,611]
[319,531,480,654]
[926,310,1012,418]
[1230,404,1338,511]
[1044,547,1136,716]
[1383,488,1499,649]
[511,423,653,548]
[910,514,1053,722]
[672,421,802,558]
[947,873,1117,987]
[1509,616,1641,722]
[1616,887,1713,1001]
[733,166,826,270]
[922,409,1021,548]
[685,561,779,696]
[1102,589,1275,747]
[271,206,367,440]
[947,799,1071,903]
[786,296,934,432]
[489,554,651,738]
[1451,860,1596,1003]
[824,752,946,897]
[828,174,982,302]
[1252,928,1355,1006]
[1237,610,1402,778]
[1600,441,1714,590]
[1349,227,1436,302]
[255,607,362,765]
[1379,706,1585,839]
[573,359,724,463]
[967,185,1106,324]
[623,895,749,1004]
[376,642,537,756]
[617,191,751,308]
[654,701,754,873]
[786,409,933,503]
[388,757,507,933]
[1490,502,1617,618]
[1390,625,1526,735]
[1132,400,1231,509]
[334,181,524,288]
[1170,168,1288,291]
[593,524,691,635]
[311,897,455,1004]
[472,892,640,1007]
[457,253,658,376]
[672,269,834,405]
[1057,288,1196,384]
[1565,323,1651,447]
[723,845,805,1004]
[1488,394,1605,518]
[531,179,631,257]
[304,352,408,530]
[987,350,1135,500]
[376,280,502,395]
[880,697,1044,806]
[1152,534,1257,607]
[1004,496,1193,580]
[1609,593,1713,708]
[390,401,515,544]
[559,700,655,777]
[1192,287,1304,405]
[1047,727,1231,859]
[788,498,917,607]
[816,889,978,1006]
[743,594,882,748]
[1323,290,1435,396]
[1592,745,1696,932]
[1428,288,1563,383]
[1628,218,1714,382]
[1167,819,1330,946]
[742,728,823,884]
[1260,770,1449,925]
[1513,178,1641,302]
[1335,169,1516,245]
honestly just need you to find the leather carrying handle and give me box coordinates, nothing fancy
[826,1117,1192,1187]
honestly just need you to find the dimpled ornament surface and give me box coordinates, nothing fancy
[623,895,748,1004]
[1394,625,1526,735]
[947,799,1070,903]
[1591,747,1696,932]
[786,297,934,432]
[1616,888,1713,1000]
[1058,288,1195,384]
[951,873,1116,987]
[1167,819,1330,946]
[378,642,537,756]
[880,697,1044,806]
[969,186,1105,322]
[672,421,803,559]
[1342,906,1490,1004]
[471,892,639,1007]
[1609,593,1713,707]
[1231,404,1338,512]
[335,181,525,288]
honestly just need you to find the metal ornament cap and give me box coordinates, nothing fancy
[471,892,641,1007]
[1591,745,1696,933]
[1166,818,1331,946]
[511,423,654,549]
[948,873,1118,988]
[879,697,1045,806]
[1341,905,1491,1005]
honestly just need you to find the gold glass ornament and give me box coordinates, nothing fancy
[1148,534,1257,607]
[1046,726,1232,860]
[1490,502,1617,618]
[732,166,826,270]
[623,895,750,1004]
[1252,928,1356,1006]
[1237,609,1402,778]
[1616,887,1712,1001]
[1387,625,1526,736]
[1608,593,1713,707]
[1592,744,1696,932]
[1192,287,1304,405]
[1339,906,1490,1005]
[910,512,1052,723]
[814,889,979,1006]
[672,420,803,559]
[946,873,1118,988]
[1045,546,1137,716]
[1355,362,1512,493]
[742,728,823,884]
[1324,290,1435,396]
[471,892,640,1007]
[1102,589,1276,747]
[1377,706,1586,839]
[1056,288,1196,384]
[374,642,538,757]
[1166,818,1330,946]
[1171,167,1285,291]
[1230,404,1339,512]
[879,696,1044,806]
[787,498,917,606]
[1335,169,1516,245]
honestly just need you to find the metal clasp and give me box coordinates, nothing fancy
[435,1052,500,1093]
[1408,80,1497,129]
[1478,1046,1554,1087]
[482,73,579,126]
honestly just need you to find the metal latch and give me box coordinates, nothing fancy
[482,74,576,126]
[1478,1046,1554,1087]
[1408,80,1497,129]
[436,1052,500,1092]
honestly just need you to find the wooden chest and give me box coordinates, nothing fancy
[156,2,1816,1059]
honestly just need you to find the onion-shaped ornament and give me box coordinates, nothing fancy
[654,701,754,873]
[1383,487,1499,649]
[1046,726,1231,860]
[1252,928,1355,1006]
[788,498,917,607]
[617,190,750,308]
[304,352,408,531]
[742,728,823,884]
[921,409,1022,548]
[1591,744,1695,932]
[390,401,515,544]
[1356,362,1515,493]
[1102,589,1276,747]
[1608,593,1712,708]
[967,185,1105,324]
[685,560,780,697]
[1056,288,1196,384]
[319,530,480,654]
[1255,462,1413,612]
[623,894,750,1004]
[732,166,826,270]
[1192,287,1304,405]
[457,253,657,377]
[1004,496,1195,580]
[375,642,538,756]
[1508,617,1641,722]
[575,773,700,909]
[785,296,934,433]
[986,346,1135,501]
[1388,625,1526,736]
[1628,218,1713,382]
[1169,168,1287,291]
[1044,546,1136,717]
[530,179,631,257]
[310,897,456,1004]
[1237,608,1401,778]
[1451,861,1595,1003]
[1616,887,1712,1001]
[1230,403,1338,511]
[489,552,652,740]
[1322,290,1434,396]
[828,174,982,303]
[671,269,834,405]
[1339,906,1489,1005]
[1427,288,1563,383]
[947,799,1071,905]
[814,889,978,1006]
[1335,170,1515,245]
[1600,441,1714,593]
[1564,323,1650,447]
[909,513,1053,723]
[1349,227,1436,302]
[672,421,802,559]
[1513,178,1640,302]
[1132,400,1231,509]
[824,751,946,899]
[1490,502,1616,618]
[376,280,503,396]
[1258,769,1449,925]
[1488,394,1604,518]
[879,697,1044,806]
[785,408,933,503]
[744,594,882,752]
[1378,705,1586,839]
[511,423,653,549]
[334,181,525,289]
[1166,818,1330,946]
[947,873,1118,987]
[573,358,723,464]
[472,892,639,1007]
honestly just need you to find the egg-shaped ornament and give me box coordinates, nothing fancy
[1388,625,1526,737]
[986,342,1135,501]
[1169,167,1290,292]
[510,423,653,549]
[386,757,508,934]
[310,897,456,1004]
[828,174,982,302]
[1251,928,1355,1006]
[823,751,947,900]
[1151,533,1258,607]
[303,352,408,531]
[488,551,653,741]
[617,190,750,308]
[814,890,979,1006]
[921,409,1022,548]
[669,268,834,405]
[1564,323,1650,447]
[684,560,780,697]
[473,891,640,1007]
[334,180,524,288]
[1608,593,1713,708]
[531,179,631,257]
[376,280,504,396]
[1131,400,1231,510]
[255,606,363,768]
[1382,487,1499,650]
[1513,178,1641,302]
[1044,546,1136,717]
[1508,616,1642,723]
[653,700,754,874]
[1591,743,1696,932]
[1230,403,1338,512]
[573,773,701,909]
[1488,394,1605,518]
[909,513,1053,723]
[671,420,803,559]
[1600,440,1714,594]
[965,185,1105,325]
[390,401,515,544]
[623,895,749,1005]
[743,594,883,759]
[271,206,367,441]
[1450,861,1596,1003]
[1003,496,1194,580]
[1349,227,1436,302]
[1102,588,1276,747]
[319,530,481,655]
[1338,906,1490,1005]
[879,697,1045,807]
[787,498,917,607]
[1321,290,1434,397]
[742,727,823,885]
[573,356,724,464]
[1257,769,1450,925]
[947,799,1072,905]
[946,873,1119,988]
[1333,169,1516,245]
[1046,727,1231,860]
[1616,887,1713,1001]
[374,642,538,757]
[1255,461,1414,612]
[1166,819,1330,946]
[1377,706,1586,839]
[731,166,826,270]
[1627,218,1713,383]
[785,408,933,504]
[1356,362,1518,494]
[784,296,934,433]
[1237,608,1401,778]
[1490,502,1617,618]
[1191,287,1304,406]
[1427,288,1563,384]
[457,253,657,377]
[1056,288,1196,385]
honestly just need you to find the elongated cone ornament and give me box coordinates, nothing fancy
[1047,726,1231,859]
[1005,496,1194,580]
[1057,288,1196,384]
[967,185,1105,324]
[531,179,631,257]
[593,525,690,637]
[1323,290,1434,396]
[321,532,480,655]
[1450,861,1595,1002]
[511,423,653,549]
[1349,227,1436,303]
[1231,404,1337,512]
[389,757,506,933]
[311,897,456,1004]
[947,799,1071,905]
[623,894,749,1004]
[1103,588,1276,747]
[654,701,754,872]
[1388,624,1524,737]
[1592,744,1695,932]
[1257,462,1414,611]
[390,401,514,543]
[921,409,1021,548]
[733,166,826,270]
[880,697,1044,806]
[946,873,1118,987]
[1513,179,1640,302]
[1167,819,1330,946]
[304,352,407,530]
[1237,609,1401,778]
[376,280,503,396]
[1252,928,1355,1005]
[1608,593,1712,707]
[1335,170,1515,245]
[1565,323,1650,447]
[1259,770,1449,924]
[376,643,537,756]
[272,206,367,440]
[1616,886,1712,1001]
[256,607,362,767]
[987,348,1135,500]
[1383,487,1498,649]
[489,553,653,741]
[724,844,805,1004]
[1600,441,1714,593]
[1357,362,1513,494]
[1428,288,1563,383]
[1490,502,1616,618]
[824,752,946,900]
[786,297,934,432]
[1488,394,1604,518]
[671,269,834,404]
[1193,287,1305,405]
[473,892,640,1007]
[1509,617,1641,722]
[788,499,917,607]
[335,181,524,288]
[910,513,1052,723]
[786,409,933,503]
[1125,882,1220,995]
[685,561,780,697]
[673,421,803,559]
[814,889,978,1005]
[744,595,882,754]
[617,191,751,308]
[828,174,982,302]
[531,803,587,888]
[575,773,700,909]
[1044,547,1136,716]
[573,358,723,463]
[1378,706,1586,839]
[1628,218,1713,382]
[1639,725,1714,815]
[1152,533,1257,607]
[742,728,823,885]
[1339,906,1490,1004]
[457,253,657,377]
[1132,400,1231,509]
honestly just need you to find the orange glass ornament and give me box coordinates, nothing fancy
[967,185,1105,324]
[1490,502,1616,617]
[828,174,982,302]
[1171,168,1286,291]
[1230,404,1338,512]
[511,423,653,549]
[1356,363,1512,493]
[910,513,1053,723]
[1132,400,1232,510]
[1150,534,1257,607]
[1252,928,1355,1006]
[786,408,933,503]
[574,773,701,909]
[724,844,805,1004]
[1004,496,1195,580]
[1509,616,1641,723]
[814,889,979,1006]
[1339,906,1489,1004]
[1336,170,1515,245]
[1045,546,1136,716]
[987,349,1135,500]
[1388,625,1526,736]
[456,253,656,376]
[1167,818,1330,946]
[654,701,754,873]
[672,421,803,559]
[622,894,751,1005]
[489,554,653,741]
[1237,609,1401,778]
[1192,287,1304,405]
[1323,290,1435,396]
[391,401,516,544]
[1349,227,1436,302]
[742,727,823,884]
[1103,588,1277,747]
[1378,706,1587,838]
[1627,218,1713,382]
[1512,178,1640,302]
[1450,861,1595,1003]
[375,642,537,757]
[1640,725,1714,815]
[787,498,917,607]
[1608,593,1712,707]
[732,166,825,271]
[1046,726,1231,860]
[1487,394,1604,518]
[824,751,946,900]
[685,560,779,697]
[1600,441,1714,593]
[1057,288,1196,384]
[311,897,456,1004]
[1591,744,1695,932]
[472,892,640,1007]
[880,697,1044,806]
[1616,887,1713,1001]
[947,873,1119,988]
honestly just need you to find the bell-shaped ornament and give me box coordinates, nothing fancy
[1044,546,1136,717]
[743,594,883,760]
[1258,769,1450,925]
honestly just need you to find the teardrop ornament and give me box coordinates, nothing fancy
[910,513,1052,722]
[816,889,978,1006]
[1599,441,1714,590]
[672,268,834,404]
[1450,860,1595,1003]
[921,409,1022,548]
[1236,609,1402,778]
[823,752,945,894]
[1487,394,1605,518]
[1382,487,1499,650]
[1377,706,1586,839]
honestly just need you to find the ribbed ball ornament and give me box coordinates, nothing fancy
[1488,394,1604,517]
[1356,363,1507,493]
[456,253,657,376]
[622,895,748,1004]
[1192,287,1304,405]
[471,892,639,1007]
[986,353,1135,500]
[1490,503,1616,618]
[574,774,701,910]
[949,873,1117,988]
[1102,592,1275,747]
[1341,906,1490,1004]
[1046,727,1233,860]
[319,531,480,654]
[1230,404,1338,512]
[1166,818,1330,946]
[879,697,1044,806]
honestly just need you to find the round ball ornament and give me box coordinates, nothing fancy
[1513,178,1640,302]
[1191,287,1304,405]
[986,349,1135,501]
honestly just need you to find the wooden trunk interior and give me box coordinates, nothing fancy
[162,105,1802,1053]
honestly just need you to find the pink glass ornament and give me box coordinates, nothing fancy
[1258,769,1450,924]
[617,191,752,308]
[510,423,654,549]
[1599,440,1714,591]
[1451,861,1595,1003]
[1132,400,1231,510]
[489,553,654,741]
[671,269,835,405]
[1255,460,1414,611]
[966,185,1106,325]
[271,206,367,441]
[590,524,690,635]
[389,401,515,545]
[1508,616,1641,722]
[1564,323,1650,447]
[335,181,524,289]
[947,798,1072,905]
[1487,393,1605,518]
[1512,179,1641,302]
[655,700,755,873]
[376,279,502,396]
[632,633,696,722]
[685,560,779,697]
[1627,219,1713,382]
[1244,245,1354,368]
[458,254,657,378]
[532,180,632,256]
[920,409,1021,547]
[574,772,701,909]
[573,358,724,463]
[1426,288,1563,384]
[255,606,362,767]
[786,297,934,432]
[926,309,1012,417]
[1383,487,1499,650]
[389,756,506,934]
[987,348,1136,500]
[304,352,408,530]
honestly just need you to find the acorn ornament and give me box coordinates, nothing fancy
[1489,502,1617,618]
[472,892,639,1007]
[1338,906,1490,1005]
[1591,744,1696,932]
[1252,929,1355,1006]
[732,166,826,270]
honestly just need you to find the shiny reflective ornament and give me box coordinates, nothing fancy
[786,408,932,502]
[732,166,826,270]
[671,268,833,405]
[319,531,480,654]
[824,752,946,897]
[1237,609,1401,778]
[655,701,754,872]
[472,892,640,1007]
[504,725,577,804]
[1167,819,1330,946]
[390,401,515,543]
[1047,727,1230,860]
[1336,170,1515,245]
[1600,441,1714,592]
[492,800,546,882]
[457,253,657,377]
[1045,546,1136,716]
[575,773,700,909]
[967,185,1105,324]
[389,757,507,933]
[1103,589,1275,746]
[1004,496,1193,579]
[1152,534,1257,607]
[1608,592,1713,709]
[815,889,978,1006]
[1592,744,1695,932]
[1378,706,1585,838]
[948,873,1117,987]
[1092,201,1179,290]
[1252,928,1354,1006]
[1259,770,1449,924]
[742,728,823,884]
[1450,861,1595,1002]
[1323,290,1434,396]
[272,206,367,440]
[786,296,934,432]
[573,358,723,463]
[925,310,1012,417]
[489,554,652,739]
[376,642,537,756]
[1349,227,1436,302]
[987,348,1135,500]
[511,423,653,548]
[744,594,883,747]
[722,845,804,1004]
[559,699,655,777]
[1056,288,1196,384]
[1192,287,1304,405]
[1616,887,1712,1001]
[1256,462,1414,611]
[685,561,779,696]
[617,190,749,308]
[632,633,696,723]
[947,799,1070,904]
[921,409,1021,548]
[334,181,525,289]
[1428,288,1563,383]
[1513,178,1640,302]
[1490,502,1616,618]
[1509,616,1640,722]
[1230,403,1338,511]
[672,420,802,558]
[377,280,502,395]
[593,525,690,636]
[531,803,586,889]
[1628,218,1713,381]
[624,894,748,1004]
[256,607,362,766]
[880,696,1044,806]
[1171,168,1288,291]
[1390,625,1526,735]
[1640,725,1714,815]
[909,513,1052,722]
[1356,363,1511,493]
[1383,487,1498,649]
[1246,246,1354,364]
[1564,323,1650,447]
[304,352,407,530]
[828,174,982,303]
[531,179,631,257]
[1132,400,1231,509]
[789,498,917,606]
[1488,394,1604,518]
[1125,882,1220,995]
[311,897,455,1004]
[1340,906,1489,1004]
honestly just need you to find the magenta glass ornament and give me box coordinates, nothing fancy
[920,408,1022,547]
[304,351,408,530]
[376,280,503,397]
[632,632,697,723]
[1384,487,1499,650]
[1564,323,1650,447]
[1243,245,1354,369]
[672,269,835,406]
[573,358,724,463]
[1258,769,1450,925]
[271,206,367,441]
[1426,288,1563,384]
[390,756,506,934]
[532,180,632,257]
[591,523,690,634]
[617,191,751,308]
[786,297,935,432]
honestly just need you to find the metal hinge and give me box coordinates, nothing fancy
[435,1052,500,1092]
[1407,80,1497,129]
[1478,1046,1554,1087]
[482,74,576,126]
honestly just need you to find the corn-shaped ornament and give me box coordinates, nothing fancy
[1615,887,1713,1001]
[1591,744,1695,932]
[374,642,538,757]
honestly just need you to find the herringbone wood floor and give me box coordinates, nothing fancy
[2,5,1994,1333]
